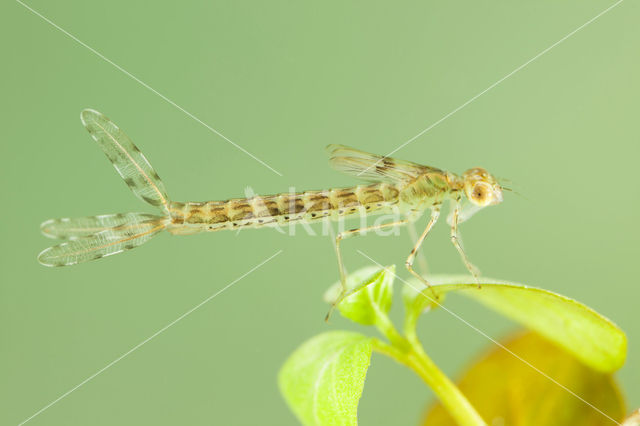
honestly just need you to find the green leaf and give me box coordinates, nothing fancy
[406,276,626,373]
[324,266,395,326]
[279,331,373,426]
[423,331,626,426]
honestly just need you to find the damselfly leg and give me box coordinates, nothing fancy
[449,201,481,287]
[405,208,441,302]
[327,219,410,321]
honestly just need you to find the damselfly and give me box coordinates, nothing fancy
[39,110,504,312]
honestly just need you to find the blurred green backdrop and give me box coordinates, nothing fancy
[2,0,639,424]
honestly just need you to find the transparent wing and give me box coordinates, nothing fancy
[41,212,159,240]
[326,144,441,184]
[38,217,166,267]
[81,109,169,210]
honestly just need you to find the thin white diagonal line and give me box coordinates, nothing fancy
[18,250,283,426]
[16,0,283,177]
[357,250,620,425]
[358,0,624,177]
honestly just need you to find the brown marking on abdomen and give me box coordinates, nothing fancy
[278,195,305,215]
[333,190,359,208]
[357,184,385,204]
[305,192,332,212]
[251,197,280,217]
[227,200,254,221]
[207,205,229,224]
[185,208,208,224]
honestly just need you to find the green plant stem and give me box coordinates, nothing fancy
[407,341,486,426]
[374,308,411,351]
[373,328,486,426]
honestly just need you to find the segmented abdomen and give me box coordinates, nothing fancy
[167,183,401,234]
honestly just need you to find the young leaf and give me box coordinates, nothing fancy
[279,331,373,426]
[405,277,626,373]
[323,266,395,326]
[423,331,626,426]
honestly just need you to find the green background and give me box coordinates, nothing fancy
[2,0,639,424]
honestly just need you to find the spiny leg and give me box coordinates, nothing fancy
[405,208,441,302]
[450,201,481,287]
[328,218,409,322]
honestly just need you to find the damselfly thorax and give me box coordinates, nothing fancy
[38,110,504,318]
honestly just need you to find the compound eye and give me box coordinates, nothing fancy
[472,183,490,204]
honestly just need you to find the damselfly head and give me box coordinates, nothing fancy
[462,167,503,207]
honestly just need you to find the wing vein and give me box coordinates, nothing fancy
[49,224,165,259]
[94,121,168,208]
